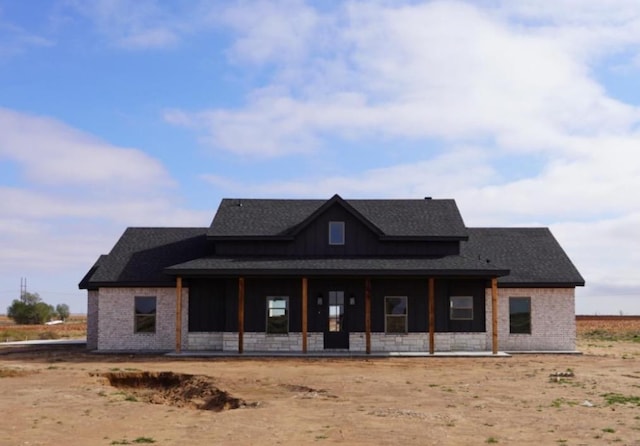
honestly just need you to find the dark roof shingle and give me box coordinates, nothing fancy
[208,197,467,238]
[461,228,585,286]
[81,227,211,287]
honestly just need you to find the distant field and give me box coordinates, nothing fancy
[0,315,87,342]
[1,314,638,343]
[576,315,640,341]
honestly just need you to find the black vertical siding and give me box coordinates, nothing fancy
[187,279,227,332]
[225,279,238,332]
[370,278,429,332]
[189,277,488,335]
[308,278,365,333]
[244,278,303,332]
[434,279,486,332]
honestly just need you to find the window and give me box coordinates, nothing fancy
[385,296,407,333]
[134,296,156,333]
[510,297,531,334]
[328,291,345,332]
[450,296,473,320]
[328,221,345,245]
[267,296,289,334]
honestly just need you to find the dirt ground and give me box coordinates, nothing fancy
[1,340,640,445]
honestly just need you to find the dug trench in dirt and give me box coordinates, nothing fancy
[99,371,255,411]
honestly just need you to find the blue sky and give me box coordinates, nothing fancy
[1,0,639,314]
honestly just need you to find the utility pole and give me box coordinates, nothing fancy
[20,277,27,301]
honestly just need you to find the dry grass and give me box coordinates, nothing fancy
[0,315,86,342]
[577,316,640,342]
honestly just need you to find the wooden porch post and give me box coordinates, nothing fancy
[365,277,371,354]
[491,277,498,354]
[428,277,435,355]
[175,276,182,353]
[238,277,245,354]
[302,277,308,353]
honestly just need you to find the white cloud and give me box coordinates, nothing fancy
[0,14,54,57]
[216,0,323,66]
[201,146,495,197]
[0,109,208,278]
[66,0,186,50]
[167,1,640,159]
[0,108,171,189]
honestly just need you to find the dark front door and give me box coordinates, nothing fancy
[324,290,349,349]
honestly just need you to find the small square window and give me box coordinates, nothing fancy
[328,221,345,245]
[134,296,156,333]
[267,296,289,334]
[385,296,407,333]
[510,297,531,334]
[450,296,473,320]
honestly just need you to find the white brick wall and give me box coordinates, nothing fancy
[485,287,576,351]
[86,290,98,350]
[96,287,187,351]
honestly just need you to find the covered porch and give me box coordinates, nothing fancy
[166,258,508,355]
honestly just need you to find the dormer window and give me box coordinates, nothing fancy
[328,221,345,245]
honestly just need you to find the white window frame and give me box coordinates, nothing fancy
[384,296,408,334]
[328,221,345,245]
[449,296,473,320]
[266,296,289,334]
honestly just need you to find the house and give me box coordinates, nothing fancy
[79,194,584,354]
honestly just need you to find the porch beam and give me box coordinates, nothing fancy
[175,276,182,353]
[491,277,498,354]
[365,277,371,354]
[428,277,435,355]
[302,277,308,353]
[238,277,245,354]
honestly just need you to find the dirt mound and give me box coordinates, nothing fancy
[102,371,249,411]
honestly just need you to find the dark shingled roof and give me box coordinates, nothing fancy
[208,196,468,239]
[164,255,508,277]
[78,198,584,289]
[82,228,211,287]
[461,228,585,286]
[78,255,108,290]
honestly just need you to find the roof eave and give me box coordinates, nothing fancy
[80,280,179,289]
[165,267,510,278]
[497,281,585,288]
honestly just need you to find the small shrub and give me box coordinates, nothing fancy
[133,438,156,444]
[602,393,640,406]
[486,437,498,444]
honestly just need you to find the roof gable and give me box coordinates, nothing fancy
[208,195,468,240]
[286,194,384,238]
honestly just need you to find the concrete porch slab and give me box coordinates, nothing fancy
[165,350,512,358]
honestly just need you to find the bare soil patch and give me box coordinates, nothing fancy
[1,320,640,445]
[101,371,248,411]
